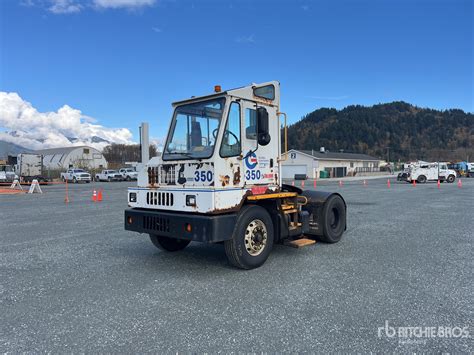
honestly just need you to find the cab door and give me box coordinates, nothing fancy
[217,100,243,188]
[240,100,276,188]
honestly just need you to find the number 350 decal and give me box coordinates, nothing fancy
[194,170,213,182]
[245,170,261,180]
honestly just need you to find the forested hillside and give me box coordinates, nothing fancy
[287,102,473,161]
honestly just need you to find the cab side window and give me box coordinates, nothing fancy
[245,108,257,139]
[220,102,241,157]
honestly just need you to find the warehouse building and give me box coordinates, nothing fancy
[36,146,108,170]
[281,148,380,179]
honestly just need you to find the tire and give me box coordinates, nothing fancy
[126,176,131,181]
[62,177,66,182]
[224,205,274,270]
[317,194,346,243]
[447,175,455,183]
[73,177,77,184]
[149,234,191,252]
[108,177,112,182]
[417,175,427,184]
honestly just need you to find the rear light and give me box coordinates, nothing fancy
[127,216,133,224]
[129,192,137,202]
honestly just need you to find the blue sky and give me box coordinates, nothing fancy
[1,0,472,143]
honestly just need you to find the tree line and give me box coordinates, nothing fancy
[286,101,474,162]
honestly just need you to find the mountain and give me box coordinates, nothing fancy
[287,102,474,162]
[0,140,33,158]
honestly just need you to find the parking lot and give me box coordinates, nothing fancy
[1,178,472,352]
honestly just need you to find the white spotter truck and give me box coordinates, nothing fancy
[125,82,347,269]
[407,162,456,183]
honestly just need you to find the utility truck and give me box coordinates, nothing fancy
[124,82,347,269]
[406,162,456,183]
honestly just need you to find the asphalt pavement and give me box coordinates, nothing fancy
[1,178,472,352]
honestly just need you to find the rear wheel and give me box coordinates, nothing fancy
[224,205,274,270]
[149,235,191,252]
[417,175,427,183]
[447,175,455,183]
[318,194,346,243]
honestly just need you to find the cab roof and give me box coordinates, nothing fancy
[172,81,280,107]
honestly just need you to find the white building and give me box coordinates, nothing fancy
[281,149,380,179]
[36,146,108,170]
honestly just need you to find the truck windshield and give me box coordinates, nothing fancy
[1,165,13,172]
[163,98,225,160]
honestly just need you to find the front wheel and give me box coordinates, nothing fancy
[224,205,274,270]
[447,175,455,183]
[73,177,78,184]
[149,234,191,252]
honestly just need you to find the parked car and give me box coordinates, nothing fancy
[61,169,92,183]
[95,170,123,182]
[118,167,138,181]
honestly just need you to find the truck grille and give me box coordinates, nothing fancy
[146,191,174,206]
[143,215,170,233]
[148,165,176,185]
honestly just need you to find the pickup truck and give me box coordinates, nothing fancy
[118,167,138,181]
[95,170,123,182]
[61,169,92,183]
[0,164,19,182]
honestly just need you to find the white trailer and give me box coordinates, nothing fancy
[125,82,347,269]
[16,153,48,183]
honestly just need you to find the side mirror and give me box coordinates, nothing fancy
[257,107,271,146]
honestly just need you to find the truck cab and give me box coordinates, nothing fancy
[125,82,346,269]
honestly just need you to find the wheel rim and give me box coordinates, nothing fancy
[244,219,268,256]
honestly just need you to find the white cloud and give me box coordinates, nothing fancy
[151,26,162,33]
[0,92,134,151]
[48,0,82,13]
[93,0,156,9]
[21,0,156,14]
[235,34,255,44]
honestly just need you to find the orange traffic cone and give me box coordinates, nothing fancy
[412,179,416,187]
[437,180,440,189]
[97,189,103,202]
[301,180,305,188]
[339,180,343,187]
[363,180,367,187]
[457,179,462,188]
[291,181,295,186]
[92,189,97,202]
[64,179,69,203]
[313,179,317,188]
[387,179,391,188]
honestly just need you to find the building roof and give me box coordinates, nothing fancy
[291,149,380,161]
[35,146,98,156]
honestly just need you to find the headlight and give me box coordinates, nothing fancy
[186,195,196,207]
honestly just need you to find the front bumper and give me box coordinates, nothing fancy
[124,208,237,243]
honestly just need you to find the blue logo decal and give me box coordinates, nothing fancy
[245,152,258,170]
